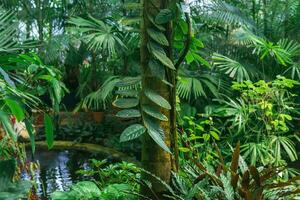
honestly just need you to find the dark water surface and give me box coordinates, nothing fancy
[22,150,106,200]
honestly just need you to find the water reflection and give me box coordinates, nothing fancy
[22,150,101,200]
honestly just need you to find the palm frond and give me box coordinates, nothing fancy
[0,7,18,53]
[199,0,256,29]
[212,53,251,82]
[177,73,220,101]
[283,62,300,80]
[82,76,121,110]
[68,16,126,57]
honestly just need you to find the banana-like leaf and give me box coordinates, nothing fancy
[0,111,17,141]
[144,89,171,110]
[44,113,54,149]
[24,119,35,154]
[120,124,146,142]
[5,99,25,122]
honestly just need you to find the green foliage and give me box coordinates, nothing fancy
[44,113,54,149]
[144,89,171,110]
[170,143,300,200]
[177,74,220,101]
[82,76,122,111]
[69,16,126,57]
[51,181,102,200]
[120,124,146,142]
[209,77,300,166]
[178,116,220,162]
[0,159,31,200]
[116,109,141,118]
[113,98,139,109]
[213,53,250,82]
[148,42,175,70]
[64,160,140,200]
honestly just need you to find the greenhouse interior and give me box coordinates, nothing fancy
[0,0,300,199]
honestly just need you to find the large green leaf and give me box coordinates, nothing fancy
[142,105,168,121]
[113,98,139,109]
[144,117,171,153]
[155,9,174,24]
[148,42,175,70]
[5,99,25,122]
[116,109,141,118]
[52,79,62,105]
[147,28,169,46]
[120,124,146,142]
[44,113,54,149]
[144,89,171,110]
[0,111,17,141]
[24,119,35,154]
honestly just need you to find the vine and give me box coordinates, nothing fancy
[113,0,192,168]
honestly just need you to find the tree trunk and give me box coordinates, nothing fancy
[262,0,268,37]
[140,0,176,199]
[36,0,44,53]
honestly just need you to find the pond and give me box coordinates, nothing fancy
[21,150,109,200]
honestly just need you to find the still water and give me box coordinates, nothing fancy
[21,150,107,200]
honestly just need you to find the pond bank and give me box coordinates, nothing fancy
[26,140,139,165]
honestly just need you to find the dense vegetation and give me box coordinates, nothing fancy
[0,0,300,199]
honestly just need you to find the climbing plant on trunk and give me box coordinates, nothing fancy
[114,0,192,198]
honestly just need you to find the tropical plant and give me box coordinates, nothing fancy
[52,160,139,200]
[68,16,126,58]
[209,77,300,166]
[163,143,300,200]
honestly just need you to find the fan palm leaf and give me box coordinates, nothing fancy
[177,73,220,102]
[212,53,251,82]
[68,16,126,57]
